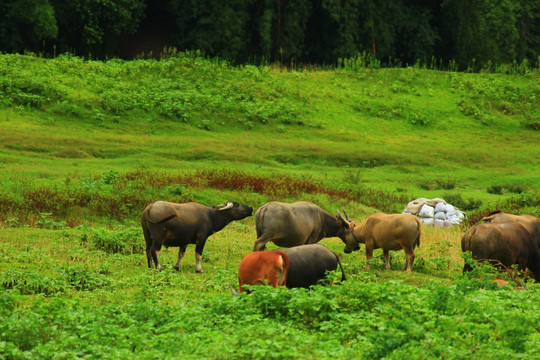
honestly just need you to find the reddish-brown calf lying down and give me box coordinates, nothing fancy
[238,250,289,293]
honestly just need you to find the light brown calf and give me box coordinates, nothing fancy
[238,250,289,293]
[340,213,421,271]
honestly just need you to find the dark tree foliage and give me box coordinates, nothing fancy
[440,0,540,70]
[0,0,538,69]
[0,0,58,53]
[167,0,251,62]
[48,0,145,58]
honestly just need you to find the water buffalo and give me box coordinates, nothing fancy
[232,244,346,294]
[482,211,540,249]
[142,200,253,273]
[253,201,349,251]
[339,213,421,271]
[237,250,289,293]
[461,222,540,281]
[281,244,346,288]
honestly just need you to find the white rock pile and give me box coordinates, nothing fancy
[402,198,465,227]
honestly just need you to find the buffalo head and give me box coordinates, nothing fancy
[215,201,253,219]
[337,210,360,253]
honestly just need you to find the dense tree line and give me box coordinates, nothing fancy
[1,0,538,69]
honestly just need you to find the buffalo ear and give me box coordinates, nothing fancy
[348,222,355,230]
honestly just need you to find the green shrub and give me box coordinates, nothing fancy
[487,185,504,195]
[435,178,456,190]
[523,118,540,130]
[61,264,110,291]
[80,226,143,255]
[36,212,67,230]
[0,269,65,295]
[442,193,483,211]
[506,183,525,194]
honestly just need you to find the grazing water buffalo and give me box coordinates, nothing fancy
[281,244,346,288]
[339,213,421,271]
[461,222,540,281]
[231,244,346,295]
[253,201,348,251]
[142,200,253,273]
[482,211,540,249]
[236,250,289,293]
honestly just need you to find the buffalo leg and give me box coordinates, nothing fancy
[143,221,157,269]
[195,253,203,273]
[145,246,153,268]
[195,239,207,273]
[148,246,161,270]
[383,250,391,270]
[173,244,188,271]
[253,237,268,251]
[403,247,415,271]
[365,247,373,271]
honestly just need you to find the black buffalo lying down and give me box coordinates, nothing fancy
[232,244,346,295]
[461,222,540,281]
[280,244,346,288]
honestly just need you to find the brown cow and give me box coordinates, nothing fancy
[339,213,421,271]
[461,222,540,282]
[237,250,289,293]
[482,211,540,249]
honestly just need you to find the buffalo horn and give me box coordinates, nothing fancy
[337,209,351,225]
[229,283,239,296]
[219,202,234,211]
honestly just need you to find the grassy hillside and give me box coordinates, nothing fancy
[1,53,539,226]
[1,53,539,359]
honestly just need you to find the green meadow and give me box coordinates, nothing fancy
[0,53,539,359]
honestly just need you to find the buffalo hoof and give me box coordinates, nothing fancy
[173,265,180,271]
[196,268,204,274]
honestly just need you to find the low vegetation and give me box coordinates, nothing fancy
[1,54,539,358]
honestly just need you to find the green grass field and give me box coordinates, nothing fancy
[1,53,539,359]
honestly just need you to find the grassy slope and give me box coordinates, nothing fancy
[1,55,539,202]
[1,54,540,358]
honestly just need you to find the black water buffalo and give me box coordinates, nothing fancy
[253,201,349,251]
[281,244,346,288]
[482,211,540,249]
[461,222,540,282]
[142,200,253,273]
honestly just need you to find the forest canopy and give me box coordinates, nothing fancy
[0,0,539,70]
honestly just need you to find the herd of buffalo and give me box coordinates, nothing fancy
[141,200,540,292]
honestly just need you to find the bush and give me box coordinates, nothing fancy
[442,193,483,211]
[0,269,65,295]
[80,227,143,255]
[435,178,456,190]
[505,184,525,194]
[61,265,111,291]
[487,185,504,195]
